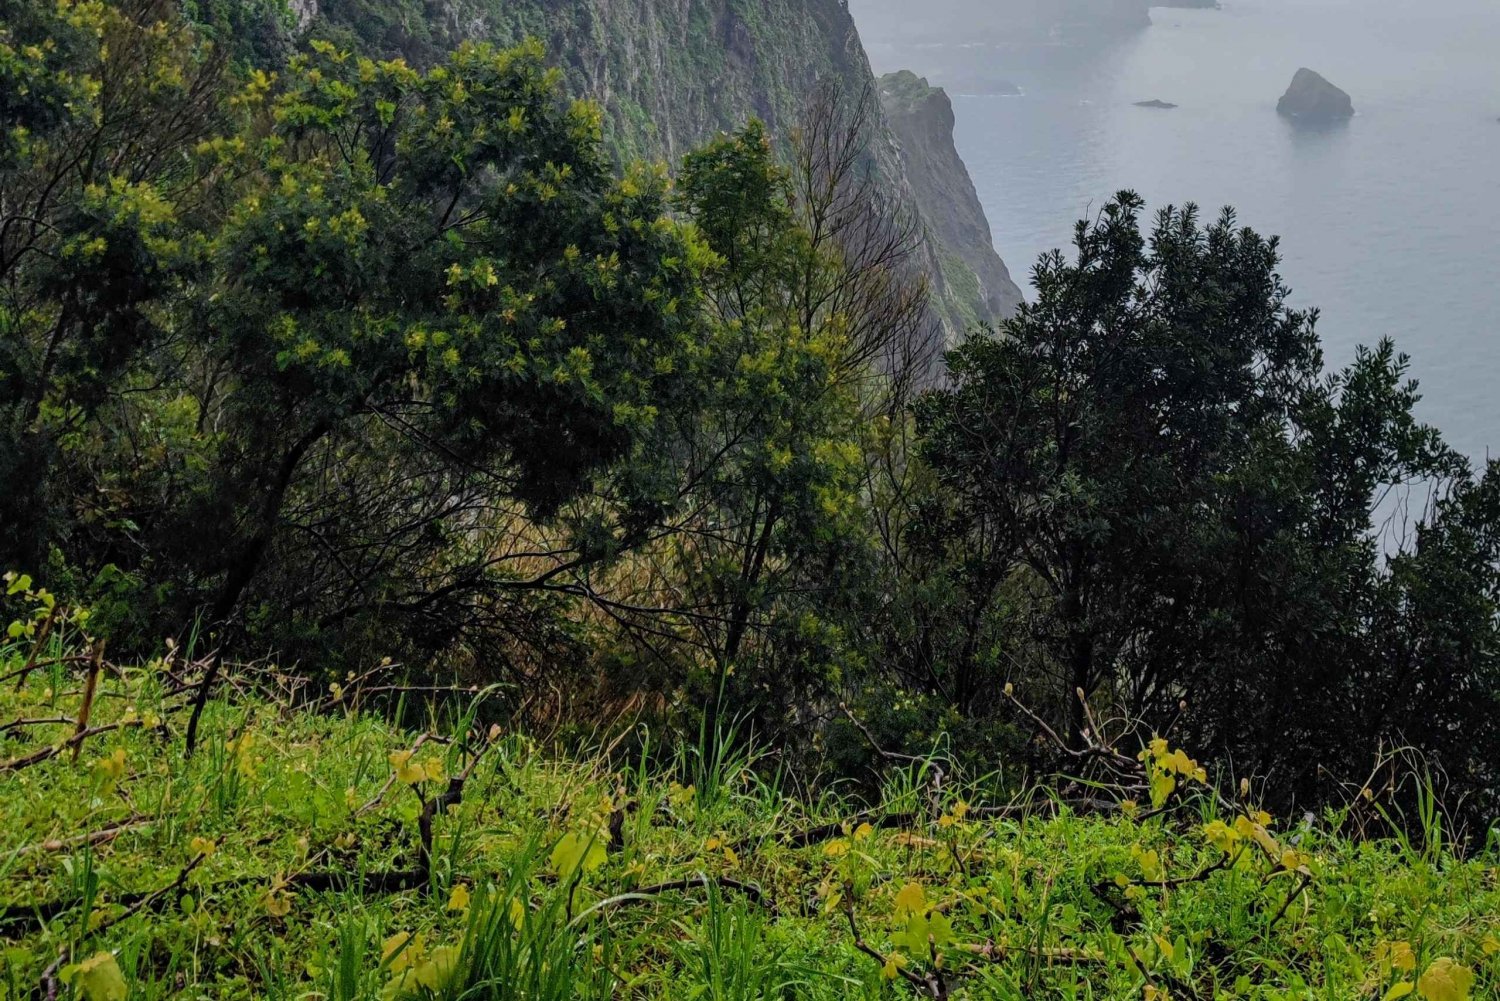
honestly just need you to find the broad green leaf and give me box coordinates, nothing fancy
[1416,958,1474,1001]
[63,952,127,1001]
[550,831,606,880]
[928,909,955,948]
[891,914,929,953]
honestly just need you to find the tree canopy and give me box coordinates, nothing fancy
[3,3,714,665]
[915,193,1497,821]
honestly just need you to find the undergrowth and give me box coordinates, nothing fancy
[0,617,1496,999]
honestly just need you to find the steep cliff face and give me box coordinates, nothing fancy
[294,0,1015,341]
[879,72,1022,326]
[308,0,869,163]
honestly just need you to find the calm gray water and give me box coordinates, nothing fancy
[874,0,1500,461]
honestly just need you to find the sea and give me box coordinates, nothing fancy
[863,0,1500,463]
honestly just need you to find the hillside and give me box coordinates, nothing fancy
[294,0,1018,341]
[8,7,1500,999]
[303,0,870,164]
[1,639,1496,999]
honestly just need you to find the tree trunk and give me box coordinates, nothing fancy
[185,422,327,757]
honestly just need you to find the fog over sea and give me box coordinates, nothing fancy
[863,0,1500,462]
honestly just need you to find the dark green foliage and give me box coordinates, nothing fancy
[1,2,712,670]
[2,0,227,575]
[915,193,1498,829]
[633,118,893,728]
[182,0,297,66]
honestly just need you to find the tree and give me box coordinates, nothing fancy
[916,193,1487,816]
[2,4,714,672]
[1362,463,1500,829]
[554,85,936,738]
[2,0,227,571]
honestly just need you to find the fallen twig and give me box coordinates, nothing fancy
[594,874,769,911]
[92,853,207,935]
[0,716,75,736]
[14,815,154,856]
[0,719,147,773]
[0,865,428,936]
[0,656,92,689]
[963,939,1106,966]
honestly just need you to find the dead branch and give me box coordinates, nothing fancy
[0,718,148,772]
[12,603,61,691]
[68,643,103,763]
[595,875,768,911]
[16,815,153,856]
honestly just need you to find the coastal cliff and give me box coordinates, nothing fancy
[306,0,872,164]
[278,0,1022,340]
[879,71,1023,326]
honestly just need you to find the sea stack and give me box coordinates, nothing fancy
[1277,68,1354,122]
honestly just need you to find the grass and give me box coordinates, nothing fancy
[0,639,1496,1000]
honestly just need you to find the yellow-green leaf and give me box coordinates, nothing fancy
[928,909,955,948]
[413,945,459,991]
[63,952,127,1001]
[381,931,423,973]
[1416,958,1474,1001]
[388,750,426,785]
[1376,941,1418,974]
[893,882,927,919]
[550,831,606,880]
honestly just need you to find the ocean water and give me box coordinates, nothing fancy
[868,0,1500,461]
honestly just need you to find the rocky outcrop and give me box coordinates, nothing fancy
[1277,68,1355,122]
[1134,99,1178,109]
[879,72,1023,326]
